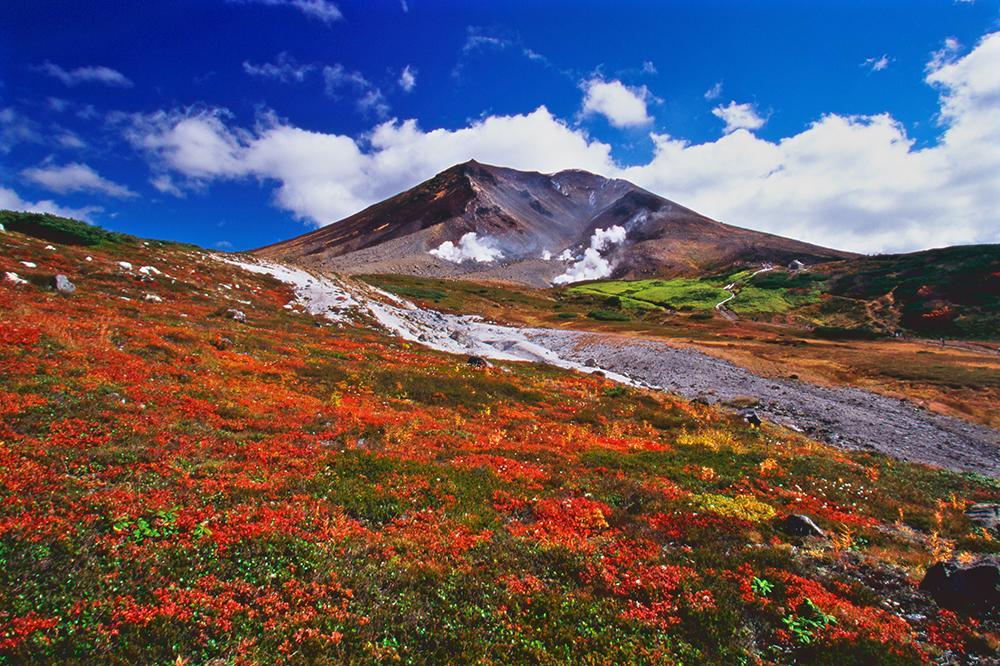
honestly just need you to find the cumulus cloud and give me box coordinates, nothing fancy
[711,101,766,133]
[243,52,315,82]
[429,232,503,263]
[123,31,1000,252]
[21,163,136,198]
[581,78,653,128]
[229,0,342,23]
[0,186,101,221]
[399,65,417,92]
[553,225,627,284]
[37,61,132,87]
[863,54,892,72]
[620,31,1000,252]
[122,105,611,224]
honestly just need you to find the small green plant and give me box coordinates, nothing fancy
[781,598,837,644]
[751,576,773,597]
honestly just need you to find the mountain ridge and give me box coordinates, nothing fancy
[255,161,856,287]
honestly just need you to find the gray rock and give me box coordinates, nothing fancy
[52,274,75,294]
[779,514,827,538]
[225,308,247,323]
[966,503,1000,531]
[743,409,762,427]
[920,557,1000,617]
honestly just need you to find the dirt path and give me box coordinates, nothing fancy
[528,329,1000,477]
[713,265,773,321]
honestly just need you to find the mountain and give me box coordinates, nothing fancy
[255,160,855,286]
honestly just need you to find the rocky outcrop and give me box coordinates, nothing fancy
[920,557,1000,617]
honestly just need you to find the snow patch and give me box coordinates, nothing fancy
[5,272,28,285]
[540,250,553,261]
[20,261,37,269]
[557,249,575,261]
[553,225,627,285]
[429,232,503,264]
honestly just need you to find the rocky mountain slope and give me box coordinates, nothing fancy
[255,161,854,286]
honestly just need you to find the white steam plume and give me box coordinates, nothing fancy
[553,225,626,285]
[429,232,504,263]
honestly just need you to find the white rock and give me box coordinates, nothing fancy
[138,265,162,276]
[44,245,56,251]
[143,293,163,302]
[4,272,28,285]
[117,261,133,271]
[20,261,37,268]
[85,256,93,262]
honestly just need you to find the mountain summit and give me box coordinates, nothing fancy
[255,161,854,286]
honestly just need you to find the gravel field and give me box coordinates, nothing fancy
[528,329,1000,477]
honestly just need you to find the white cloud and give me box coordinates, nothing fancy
[229,0,342,23]
[56,132,86,149]
[399,65,417,92]
[642,60,658,75]
[429,232,503,263]
[0,108,41,152]
[323,65,389,117]
[929,37,962,70]
[123,105,611,224]
[21,163,136,198]
[863,54,892,72]
[704,81,723,100]
[124,31,1000,252]
[711,101,766,133]
[0,186,101,221]
[553,225,627,284]
[37,61,132,87]
[581,78,653,128]
[151,174,185,197]
[243,52,314,82]
[400,0,409,11]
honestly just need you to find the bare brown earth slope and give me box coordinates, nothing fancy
[255,161,855,286]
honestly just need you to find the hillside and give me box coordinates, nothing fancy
[255,161,854,287]
[2,214,999,663]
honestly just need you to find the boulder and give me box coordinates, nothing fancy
[743,409,762,427]
[225,309,247,323]
[779,514,827,538]
[966,503,1000,532]
[467,356,489,368]
[52,274,76,294]
[920,557,1000,617]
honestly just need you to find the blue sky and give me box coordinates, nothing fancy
[1,0,998,253]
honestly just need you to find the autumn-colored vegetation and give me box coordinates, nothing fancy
[1,220,998,663]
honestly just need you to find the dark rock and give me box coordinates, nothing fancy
[779,514,827,538]
[743,409,762,427]
[966,503,1000,532]
[52,274,75,294]
[225,309,247,323]
[584,357,599,368]
[920,557,1000,617]
[211,337,233,351]
[467,356,489,368]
